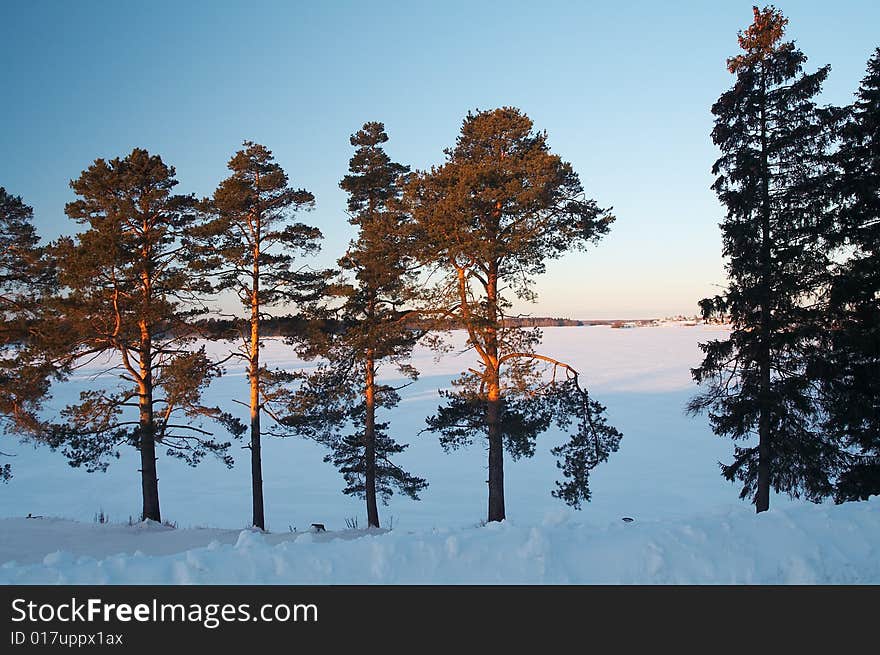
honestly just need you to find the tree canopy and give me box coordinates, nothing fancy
[405,107,621,520]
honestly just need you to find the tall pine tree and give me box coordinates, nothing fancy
[196,141,325,530]
[0,188,56,483]
[404,108,622,522]
[819,48,880,501]
[47,149,244,521]
[689,6,841,512]
[291,123,426,527]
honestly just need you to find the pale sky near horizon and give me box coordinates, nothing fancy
[2,1,878,319]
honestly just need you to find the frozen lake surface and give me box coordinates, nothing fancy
[0,324,807,532]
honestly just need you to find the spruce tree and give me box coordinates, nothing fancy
[47,149,244,521]
[820,48,880,501]
[0,188,55,483]
[689,6,841,512]
[196,141,324,530]
[404,107,622,522]
[292,123,426,527]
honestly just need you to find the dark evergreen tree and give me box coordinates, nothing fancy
[689,6,841,512]
[404,107,621,521]
[291,123,426,527]
[47,149,244,521]
[0,188,56,483]
[195,141,325,530]
[819,48,880,501]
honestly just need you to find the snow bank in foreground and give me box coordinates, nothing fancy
[2,499,877,584]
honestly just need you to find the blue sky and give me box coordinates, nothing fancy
[2,1,878,318]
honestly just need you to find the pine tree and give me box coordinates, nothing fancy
[404,107,622,522]
[689,6,841,512]
[0,188,56,483]
[820,48,880,501]
[47,149,244,521]
[292,123,426,527]
[196,141,325,530]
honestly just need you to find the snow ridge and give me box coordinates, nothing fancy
[2,499,877,584]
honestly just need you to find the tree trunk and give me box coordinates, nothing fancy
[485,265,505,522]
[249,311,264,530]
[757,65,772,514]
[249,219,265,530]
[487,372,505,522]
[364,353,380,528]
[138,322,160,522]
[757,380,771,513]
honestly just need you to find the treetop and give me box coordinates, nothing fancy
[728,5,790,74]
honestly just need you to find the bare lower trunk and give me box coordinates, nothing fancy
[487,375,505,522]
[757,402,770,512]
[139,405,160,521]
[138,325,160,522]
[364,354,379,528]
[249,355,264,530]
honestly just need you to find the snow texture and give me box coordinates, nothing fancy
[1,500,877,584]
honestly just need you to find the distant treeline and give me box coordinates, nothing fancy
[189,315,642,338]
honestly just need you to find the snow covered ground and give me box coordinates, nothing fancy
[1,324,877,583]
[1,500,877,583]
